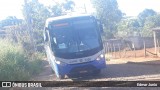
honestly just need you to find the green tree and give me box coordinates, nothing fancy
[22,0,51,54]
[0,16,23,28]
[23,0,51,30]
[62,0,75,11]
[138,9,157,27]
[22,0,76,52]
[49,3,63,16]
[49,0,75,16]
[90,0,123,37]
[117,18,140,37]
[141,14,160,37]
[23,0,75,30]
[117,9,157,38]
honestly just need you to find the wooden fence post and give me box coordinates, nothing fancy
[111,44,113,56]
[118,43,121,58]
[156,39,160,56]
[133,43,136,58]
[113,43,116,58]
[143,40,146,57]
[157,39,160,54]
[153,31,157,55]
[104,42,106,54]
[107,43,109,56]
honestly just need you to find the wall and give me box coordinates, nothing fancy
[104,37,154,52]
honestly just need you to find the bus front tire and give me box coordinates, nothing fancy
[59,75,65,79]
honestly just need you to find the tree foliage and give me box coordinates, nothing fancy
[23,0,75,30]
[90,0,123,32]
[49,3,63,17]
[20,0,76,52]
[22,0,47,53]
[62,0,75,11]
[138,9,157,27]
[137,9,159,37]
[117,18,140,37]
[0,16,23,29]
[49,0,75,16]
[116,8,160,38]
[141,14,160,37]
[90,0,123,39]
[23,0,51,30]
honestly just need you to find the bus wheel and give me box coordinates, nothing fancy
[51,69,55,74]
[59,75,65,79]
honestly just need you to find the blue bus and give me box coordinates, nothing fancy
[43,14,106,79]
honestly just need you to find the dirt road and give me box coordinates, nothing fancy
[32,58,160,81]
[30,48,160,82]
[8,57,160,90]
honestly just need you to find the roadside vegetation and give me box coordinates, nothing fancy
[0,39,43,81]
[0,0,75,81]
[91,0,160,38]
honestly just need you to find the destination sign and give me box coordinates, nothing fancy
[73,19,94,25]
[53,23,69,27]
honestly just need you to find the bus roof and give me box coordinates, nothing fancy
[45,14,94,27]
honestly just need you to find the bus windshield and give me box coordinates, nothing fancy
[49,21,100,53]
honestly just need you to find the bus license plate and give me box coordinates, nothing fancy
[79,70,87,73]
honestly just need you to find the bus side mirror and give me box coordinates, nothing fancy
[97,20,104,33]
[99,23,104,33]
[43,27,49,42]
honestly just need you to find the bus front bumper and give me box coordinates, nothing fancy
[56,58,106,77]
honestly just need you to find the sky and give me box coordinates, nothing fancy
[117,0,160,16]
[0,0,160,20]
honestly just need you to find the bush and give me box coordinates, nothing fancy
[0,39,43,81]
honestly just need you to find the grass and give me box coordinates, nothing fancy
[0,39,43,81]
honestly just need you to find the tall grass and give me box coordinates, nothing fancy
[0,39,43,81]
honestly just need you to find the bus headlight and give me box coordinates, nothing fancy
[96,54,104,60]
[55,61,61,64]
[56,60,67,66]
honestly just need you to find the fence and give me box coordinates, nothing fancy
[103,37,155,59]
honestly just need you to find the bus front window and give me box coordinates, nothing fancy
[50,21,100,53]
[75,25,100,51]
[50,27,79,53]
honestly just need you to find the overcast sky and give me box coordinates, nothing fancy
[0,0,160,20]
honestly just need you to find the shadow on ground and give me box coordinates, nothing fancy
[71,60,160,81]
[8,60,160,90]
[127,60,160,65]
[32,59,160,81]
